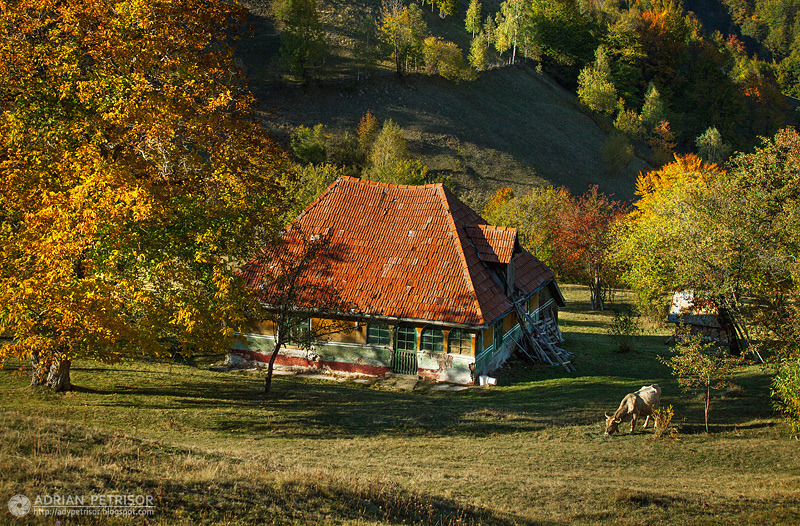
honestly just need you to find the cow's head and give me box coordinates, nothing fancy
[604,413,621,436]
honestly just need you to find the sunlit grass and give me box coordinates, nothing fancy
[2,285,798,524]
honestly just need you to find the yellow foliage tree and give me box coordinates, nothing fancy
[0,0,291,390]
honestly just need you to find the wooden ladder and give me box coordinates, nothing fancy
[514,302,575,372]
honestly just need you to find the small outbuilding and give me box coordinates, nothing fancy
[231,177,565,384]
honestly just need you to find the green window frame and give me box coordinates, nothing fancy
[367,322,392,346]
[421,327,445,353]
[395,324,417,352]
[448,329,472,355]
[287,317,311,343]
[493,321,503,352]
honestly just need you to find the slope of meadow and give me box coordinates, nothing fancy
[238,0,649,200]
[264,67,649,200]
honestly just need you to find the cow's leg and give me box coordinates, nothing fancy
[629,415,637,434]
[642,415,650,429]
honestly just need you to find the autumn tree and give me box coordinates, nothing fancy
[482,186,569,266]
[469,32,489,71]
[553,186,624,310]
[497,0,523,64]
[465,0,482,37]
[609,155,725,316]
[0,0,290,390]
[484,15,496,49]
[422,37,473,81]
[380,0,427,76]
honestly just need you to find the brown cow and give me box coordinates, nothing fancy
[604,384,662,436]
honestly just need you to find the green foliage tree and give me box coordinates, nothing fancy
[291,124,328,164]
[366,119,429,185]
[498,0,523,64]
[484,15,497,49]
[522,0,598,80]
[695,127,732,164]
[289,163,344,219]
[641,82,668,131]
[437,0,459,18]
[611,131,800,430]
[614,108,645,138]
[660,327,744,433]
[578,46,618,114]
[602,133,634,173]
[494,12,511,56]
[274,0,327,81]
[0,0,290,390]
[380,0,427,75]
[465,0,482,37]
[358,111,381,157]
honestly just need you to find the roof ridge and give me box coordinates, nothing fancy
[436,185,485,323]
[342,176,444,191]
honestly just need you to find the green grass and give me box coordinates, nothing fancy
[2,285,799,524]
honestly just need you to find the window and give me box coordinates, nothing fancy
[448,329,472,355]
[395,324,417,352]
[421,327,445,353]
[288,318,311,343]
[367,323,392,346]
[493,321,503,352]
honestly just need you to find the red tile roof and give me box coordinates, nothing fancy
[239,177,557,327]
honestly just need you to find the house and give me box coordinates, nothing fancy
[667,291,739,352]
[231,176,565,384]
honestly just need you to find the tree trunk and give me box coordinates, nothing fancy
[704,383,711,433]
[264,330,284,394]
[589,273,605,310]
[31,351,72,392]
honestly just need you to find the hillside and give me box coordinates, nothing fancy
[264,68,649,200]
[239,0,650,200]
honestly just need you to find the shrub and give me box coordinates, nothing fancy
[607,306,643,353]
[652,404,675,439]
[602,133,634,173]
[291,124,328,164]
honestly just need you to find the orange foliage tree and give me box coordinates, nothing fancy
[553,186,625,310]
[0,0,291,390]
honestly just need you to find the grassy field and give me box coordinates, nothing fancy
[2,285,799,525]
